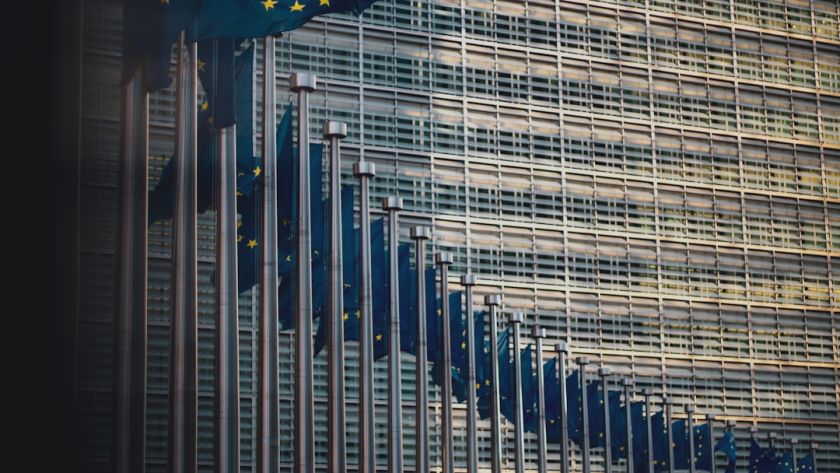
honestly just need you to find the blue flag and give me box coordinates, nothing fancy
[715,431,738,473]
[424,268,440,364]
[497,330,515,423]
[371,218,389,360]
[693,423,712,471]
[609,390,627,459]
[188,0,379,41]
[197,39,237,129]
[566,370,582,442]
[433,292,467,401]
[750,438,778,473]
[797,453,815,473]
[651,411,670,472]
[672,419,689,470]
[396,243,415,354]
[521,346,537,433]
[750,438,763,473]
[631,401,648,473]
[587,381,605,447]
[776,450,794,473]
[472,311,488,405]
[543,358,561,442]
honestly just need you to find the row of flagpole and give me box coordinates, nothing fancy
[115,36,826,473]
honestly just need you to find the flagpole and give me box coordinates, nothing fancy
[686,405,696,473]
[215,119,241,473]
[290,72,317,473]
[533,328,548,473]
[355,158,377,473]
[809,443,818,473]
[412,226,432,473]
[665,399,675,473]
[486,295,504,473]
[461,273,479,473]
[706,414,716,473]
[510,313,526,473]
[556,343,570,473]
[577,357,591,473]
[622,379,635,473]
[642,389,654,473]
[768,433,777,450]
[169,32,199,473]
[114,69,148,473]
[257,35,279,473]
[435,251,455,473]
[600,367,613,473]
[791,439,799,473]
[384,196,405,473]
[325,120,348,473]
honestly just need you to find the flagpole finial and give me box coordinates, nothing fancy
[621,378,633,387]
[460,273,476,286]
[641,387,651,396]
[485,294,501,306]
[555,341,568,353]
[706,413,716,422]
[598,366,611,377]
[290,72,317,92]
[810,442,818,450]
[410,225,430,240]
[353,161,375,177]
[532,327,546,338]
[435,251,454,266]
[323,120,347,139]
[510,312,525,324]
[685,404,695,414]
[664,397,673,406]
[791,439,799,446]
[576,356,589,365]
[382,196,404,211]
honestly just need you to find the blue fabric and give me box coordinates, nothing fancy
[197,39,236,129]
[566,370,582,443]
[188,0,376,41]
[587,381,605,448]
[651,411,670,472]
[521,346,537,433]
[609,390,626,459]
[797,453,815,473]
[776,450,794,473]
[693,423,712,471]
[497,330,515,423]
[631,401,648,473]
[715,431,738,473]
[370,218,388,359]
[672,419,689,470]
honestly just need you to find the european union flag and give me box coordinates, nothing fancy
[472,311,488,398]
[750,438,778,473]
[521,346,538,433]
[197,39,236,129]
[631,401,648,473]
[424,268,440,364]
[609,390,627,459]
[497,330,515,423]
[371,218,390,359]
[776,450,794,473]
[188,0,378,41]
[433,292,467,401]
[672,419,689,470]
[692,423,712,471]
[566,370,582,442]
[797,453,815,473]
[397,243,415,354]
[587,381,605,447]
[651,411,670,472]
[543,358,561,442]
[750,438,763,473]
[715,431,737,473]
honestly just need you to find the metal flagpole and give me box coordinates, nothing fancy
[114,67,148,473]
[600,367,613,473]
[290,72,317,473]
[257,35,279,473]
[533,328,548,473]
[384,196,405,473]
[810,443,819,473]
[791,439,799,473]
[510,313,526,473]
[577,357,591,473]
[215,115,241,473]
[706,414,716,473]
[169,32,199,473]
[686,405,696,473]
[325,120,348,473]
[665,399,675,473]
[768,433,777,450]
[355,158,377,473]
[642,389,654,473]
[486,295,504,473]
[435,251,455,473]
[623,379,635,473]
[556,343,570,473]
[412,226,432,473]
[462,274,479,473]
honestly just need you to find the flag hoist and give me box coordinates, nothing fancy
[384,196,405,473]
[461,273,479,473]
[290,71,317,473]
[411,226,432,473]
[355,157,377,473]
[435,251,455,473]
[258,35,279,473]
[325,120,348,473]
[485,295,504,473]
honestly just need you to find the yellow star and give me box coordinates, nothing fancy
[355,310,361,318]
[319,0,329,5]
[237,235,244,242]
[197,59,206,72]
[550,419,555,424]
[201,101,209,111]
[247,239,258,249]
[261,0,277,10]
[237,220,243,229]
[376,334,383,341]
[290,0,304,11]
[161,0,169,4]
[485,379,490,385]
[236,191,243,197]
[343,312,349,321]
[461,342,466,349]
[437,309,442,316]
[286,255,291,262]
[253,166,262,177]
[476,383,480,389]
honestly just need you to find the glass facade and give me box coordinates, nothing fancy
[77,0,838,472]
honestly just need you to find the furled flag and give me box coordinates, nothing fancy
[521,346,537,433]
[631,401,648,473]
[497,329,515,423]
[566,370,582,442]
[672,419,690,470]
[693,423,712,471]
[651,411,670,472]
[609,390,627,459]
[543,358,561,442]
[587,381,605,447]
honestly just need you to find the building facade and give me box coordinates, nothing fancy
[77,0,839,472]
